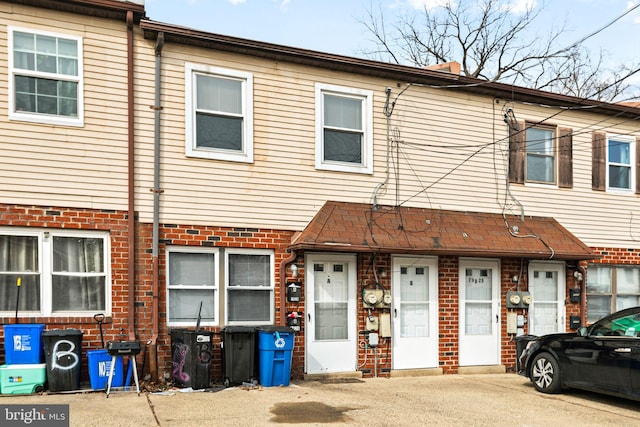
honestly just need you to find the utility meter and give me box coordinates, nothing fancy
[365,292,378,306]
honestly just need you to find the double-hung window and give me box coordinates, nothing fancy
[315,83,373,174]
[586,265,640,323]
[607,134,635,192]
[226,249,274,325]
[9,27,83,126]
[166,247,218,327]
[0,229,109,316]
[525,126,555,184]
[185,63,253,163]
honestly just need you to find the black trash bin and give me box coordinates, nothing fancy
[170,329,214,389]
[515,334,538,372]
[221,326,257,387]
[42,329,83,392]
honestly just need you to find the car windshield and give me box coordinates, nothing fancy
[591,312,640,337]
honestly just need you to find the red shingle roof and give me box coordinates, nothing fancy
[289,201,595,260]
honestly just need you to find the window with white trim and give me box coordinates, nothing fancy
[525,126,555,184]
[8,27,83,126]
[166,247,219,327]
[315,83,373,174]
[225,249,274,325]
[185,63,253,163]
[607,134,635,192]
[0,229,109,316]
[587,265,640,323]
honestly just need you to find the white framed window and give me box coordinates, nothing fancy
[606,134,635,192]
[185,63,253,163]
[0,229,110,316]
[8,27,83,127]
[525,126,555,184]
[225,248,274,325]
[166,247,219,327]
[587,265,640,323]
[315,83,373,174]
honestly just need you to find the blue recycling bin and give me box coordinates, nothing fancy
[257,326,294,387]
[88,349,125,390]
[3,324,45,364]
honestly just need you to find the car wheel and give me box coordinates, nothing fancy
[531,352,562,394]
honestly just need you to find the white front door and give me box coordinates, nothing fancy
[459,258,500,366]
[305,253,357,374]
[392,256,439,369]
[529,261,565,335]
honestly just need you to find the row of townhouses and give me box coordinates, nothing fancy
[1,0,639,383]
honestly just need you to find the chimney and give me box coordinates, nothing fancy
[425,61,461,75]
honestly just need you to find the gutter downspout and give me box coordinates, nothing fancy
[149,31,165,382]
[577,263,588,326]
[278,250,297,326]
[126,10,136,341]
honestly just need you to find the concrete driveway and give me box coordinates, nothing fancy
[1,374,639,426]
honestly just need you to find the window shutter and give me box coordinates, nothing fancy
[592,132,606,191]
[558,128,573,188]
[508,121,525,184]
[636,137,640,195]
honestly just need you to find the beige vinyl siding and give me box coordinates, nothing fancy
[130,39,640,250]
[0,4,130,210]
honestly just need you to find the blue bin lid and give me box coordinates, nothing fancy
[257,326,294,334]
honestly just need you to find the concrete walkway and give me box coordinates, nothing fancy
[1,374,639,426]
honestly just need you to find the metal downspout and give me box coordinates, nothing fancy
[149,31,165,381]
[578,264,588,326]
[126,11,136,341]
[279,251,297,326]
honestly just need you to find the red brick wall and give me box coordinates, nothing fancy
[0,203,131,383]
[438,256,459,373]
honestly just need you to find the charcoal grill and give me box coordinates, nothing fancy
[105,341,141,397]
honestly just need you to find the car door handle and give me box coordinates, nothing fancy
[614,348,631,353]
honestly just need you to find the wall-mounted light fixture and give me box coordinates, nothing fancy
[378,267,387,278]
[290,263,298,279]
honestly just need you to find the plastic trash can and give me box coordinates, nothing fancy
[221,326,257,387]
[3,324,44,364]
[88,349,125,390]
[42,329,83,392]
[170,329,214,389]
[257,326,294,387]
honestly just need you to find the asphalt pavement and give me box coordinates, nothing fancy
[1,374,639,426]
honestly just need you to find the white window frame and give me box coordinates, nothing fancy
[606,134,636,193]
[8,26,84,127]
[525,125,556,185]
[587,265,640,323]
[166,246,219,328]
[0,228,110,317]
[185,62,254,163]
[315,83,373,174]
[224,248,274,326]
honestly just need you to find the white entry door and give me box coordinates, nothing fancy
[392,256,439,369]
[305,253,357,374]
[528,261,565,335]
[459,258,500,366]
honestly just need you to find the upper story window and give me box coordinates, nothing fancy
[0,229,110,316]
[526,126,555,184]
[185,63,253,163]
[8,27,83,127]
[315,83,373,174]
[587,265,640,323]
[607,135,635,192]
[509,122,573,188]
[592,132,639,194]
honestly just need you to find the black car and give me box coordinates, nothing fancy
[519,306,640,401]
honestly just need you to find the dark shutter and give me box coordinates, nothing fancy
[508,121,525,184]
[558,128,573,188]
[636,137,640,195]
[592,132,606,191]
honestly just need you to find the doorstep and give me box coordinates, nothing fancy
[457,365,506,374]
[390,368,444,378]
[304,371,363,381]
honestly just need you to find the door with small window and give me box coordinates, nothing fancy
[459,258,500,366]
[305,253,357,374]
[529,262,565,335]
